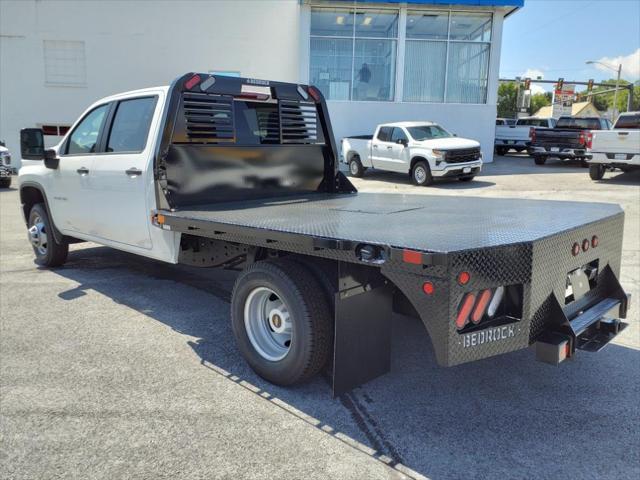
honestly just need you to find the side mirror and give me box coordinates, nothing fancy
[20,128,45,160]
[396,138,408,146]
[44,149,59,169]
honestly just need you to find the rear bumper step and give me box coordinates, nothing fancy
[535,266,630,365]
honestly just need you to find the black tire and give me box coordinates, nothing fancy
[534,155,546,165]
[459,175,475,182]
[496,146,508,156]
[589,164,605,181]
[348,156,364,177]
[231,259,333,386]
[0,176,11,188]
[28,203,68,267]
[411,160,433,186]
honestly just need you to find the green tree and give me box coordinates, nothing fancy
[497,82,517,118]
[529,92,552,116]
[587,79,639,114]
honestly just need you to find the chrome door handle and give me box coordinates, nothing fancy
[76,167,89,175]
[387,146,393,149]
[373,145,378,149]
[125,168,142,176]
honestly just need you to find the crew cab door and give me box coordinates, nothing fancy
[373,127,410,173]
[50,103,111,234]
[89,95,160,248]
[371,126,391,168]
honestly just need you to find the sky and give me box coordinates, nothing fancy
[500,0,640,93]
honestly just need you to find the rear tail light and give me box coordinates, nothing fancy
[308,86,322,103]
[184,74,201,90]
[586,132,593,149]
[530,128,536,142]
[455,285,521,331]
[471,289,493,324]
[456,293,476,329]
[578,131,587,146]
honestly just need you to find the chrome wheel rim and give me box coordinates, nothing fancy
[28,215,48,256]
[414,166,427,184]
[350,160,359,175]
[244,287,292,361]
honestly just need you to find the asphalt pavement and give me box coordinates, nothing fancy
[1,155,639,479]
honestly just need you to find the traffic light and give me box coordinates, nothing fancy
[587,79,594,92]
[556,78,564,91]
[524,78,531,90]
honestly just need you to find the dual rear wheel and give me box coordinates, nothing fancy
[231,259,333,386]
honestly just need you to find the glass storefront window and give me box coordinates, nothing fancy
[352,39,396,101]
[310,7,493,104]
[309,37,353,101]
[449,12,492,42]
[354,9,398,38]
[406,11,449,40]
[310,8,354,37]
[446,42,490,103]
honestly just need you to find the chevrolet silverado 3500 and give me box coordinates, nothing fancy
[19,73,630,395]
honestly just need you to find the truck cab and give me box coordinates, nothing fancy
[341,121,482,186]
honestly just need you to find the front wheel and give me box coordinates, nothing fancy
[589,164,605,181]
[534,155,546,165]
[28,203,68,267]
[231,259,332,386]
[0,176,11,188]
[411,160,433,186]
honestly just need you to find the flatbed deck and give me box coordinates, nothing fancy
[161,192,622,253]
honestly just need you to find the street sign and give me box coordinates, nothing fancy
[552,83,575,119]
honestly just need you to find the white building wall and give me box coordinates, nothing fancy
[0,0,301,168]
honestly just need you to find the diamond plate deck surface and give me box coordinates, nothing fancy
[163,193,622,253]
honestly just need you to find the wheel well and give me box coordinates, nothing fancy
[410,156,427,172]
[347,151,360,162]
[20,186,45,223]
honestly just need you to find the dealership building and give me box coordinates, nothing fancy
[0,0,523,168]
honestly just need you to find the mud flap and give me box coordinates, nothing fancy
[332,262,392,396]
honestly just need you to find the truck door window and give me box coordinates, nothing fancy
[390,128,408,144]
[106,97,158,153]
[377,127,392,142]
[66,104,109,155]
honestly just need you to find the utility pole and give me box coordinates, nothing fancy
[612,63,622,122]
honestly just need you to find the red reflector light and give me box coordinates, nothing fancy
[456,293,476,329]
[571,242,580,256]
[185,74,201,90]
[586,132,593,149]
[403,249,422,265]
[422,282,434,295]
[591,235,599,248]
[458,271,470,285]
[582,239,590,252]
[471,289,493,324]
[308,86,322,102]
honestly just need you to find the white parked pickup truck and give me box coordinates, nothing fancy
[587,111,640,180]
[494,117,555,156]
[341,122,482,186]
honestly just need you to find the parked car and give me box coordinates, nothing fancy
[0,143,12,188]
[17,73,630,394]
[529,116,612,166]
[341,122,482,186]
[495,117,555,155]
[587,111,640,180]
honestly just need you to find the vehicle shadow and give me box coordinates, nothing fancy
[53,245,640,480]
[357,170,496,189]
